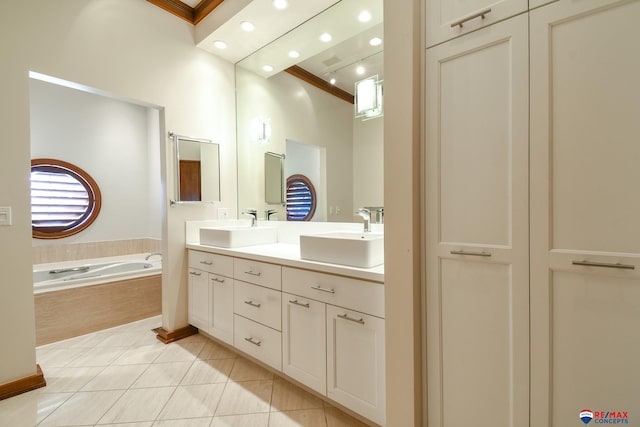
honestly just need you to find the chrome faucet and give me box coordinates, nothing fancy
[145,252,162,261]
[356,208,371,232]
[242,209,258,227]
[265,209,278,221]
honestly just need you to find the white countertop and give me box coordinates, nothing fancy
[186,242,384,283]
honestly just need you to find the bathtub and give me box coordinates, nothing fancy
[34,253,163,345]
[33,253,162,294]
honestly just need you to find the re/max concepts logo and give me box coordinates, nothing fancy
[580,409,629,424]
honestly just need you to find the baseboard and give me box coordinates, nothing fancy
[0,364,46,401]
[155,324,198,344]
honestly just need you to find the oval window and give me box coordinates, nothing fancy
[286,174,317,221]
[31,158,102,239]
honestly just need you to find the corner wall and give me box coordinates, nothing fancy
[383,0,423,425]
[0,0,237,385]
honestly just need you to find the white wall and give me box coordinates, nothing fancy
[29,78,162,245]
[236,68,354,222]
[0,0,236,385]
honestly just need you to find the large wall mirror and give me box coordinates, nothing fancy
[236,0,384,222]
[171,133,221,204]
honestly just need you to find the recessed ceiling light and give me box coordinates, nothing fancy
[369,37,382,46]
[320,33,332,42]
[358,10,372,22]
[262,65,274,72]
[273,0,288,9]
[213,40,227,49]
[288,50,300,58]
[330,77,336,85]
[240,21,255,32]
[356,65,365,75]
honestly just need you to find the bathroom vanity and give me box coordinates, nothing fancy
[186,224,385,426]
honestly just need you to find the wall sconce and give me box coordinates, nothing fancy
[250,116,271,144]
[354,75,383,120]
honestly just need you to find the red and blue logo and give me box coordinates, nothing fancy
[580,410,594,425]
[579,409,629,424]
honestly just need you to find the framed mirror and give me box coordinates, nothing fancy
[265,152,285,205]
[170,132,220,204]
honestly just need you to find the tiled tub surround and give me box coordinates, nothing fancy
[32,238,161,265]
[34,254,162,346]
[0,316,368,426]
[185,220,385,426]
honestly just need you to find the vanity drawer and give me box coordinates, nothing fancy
[189,250,233,277]
[234,258,281,290]
[234,314,282,371]
[282,267,385,318]
[234,280,282,331]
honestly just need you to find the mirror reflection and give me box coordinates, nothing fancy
[171,133,221,204]
[265,152,285,205]
[236,0,384,222]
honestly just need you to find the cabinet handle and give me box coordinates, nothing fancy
[212,277,225,283]
[244,300,262,308]
[289,299,310,308]
[244,270,262,277]
[199,260,213,265]
[189,271,202,276]
[450,7,491,28]
[311,285,335,294]
[244,337,262,347]
[338,313,365,325]
[450,250,491,257]
[572,260,635,270]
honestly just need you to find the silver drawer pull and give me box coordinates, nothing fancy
[572,260,635,270]
[338,313,365,325]
[244,337,262,347]
[244,270,262,277]
[199,260,213,265]
[450,7,491,28]
[289,299,310,308]
[189,271,202,276]
[244,300,261,308]
[450,250,492,257]
[311,285,335,294]
[212,277,225,283]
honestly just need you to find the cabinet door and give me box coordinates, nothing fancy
[425,15,529,427]
[209,274,234,346]
[326,305,385,425]
[282,293,326,395]
[530,1,640,425]
[425,0,527,47]
[188,268,209,331]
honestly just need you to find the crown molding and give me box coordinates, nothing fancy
[147,0,223,25]
[285,65,355,104]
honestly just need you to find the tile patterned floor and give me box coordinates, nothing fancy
[0,316,370,427]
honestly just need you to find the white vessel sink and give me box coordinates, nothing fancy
[300,231,384,268]
[199,225,277,248]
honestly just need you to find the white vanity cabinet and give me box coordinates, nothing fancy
[425,0,527,47]
[232,258,283,371]
[282,267,386,425]
[282,293,327,395]
[187,249,385,425]
[188,251,234,345]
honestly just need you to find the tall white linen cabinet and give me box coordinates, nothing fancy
[424,0,640,426]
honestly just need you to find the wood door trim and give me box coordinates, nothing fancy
[0,365,46,401]
[155,325,199,344]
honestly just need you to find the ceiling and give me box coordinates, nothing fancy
[149,0,383,98]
